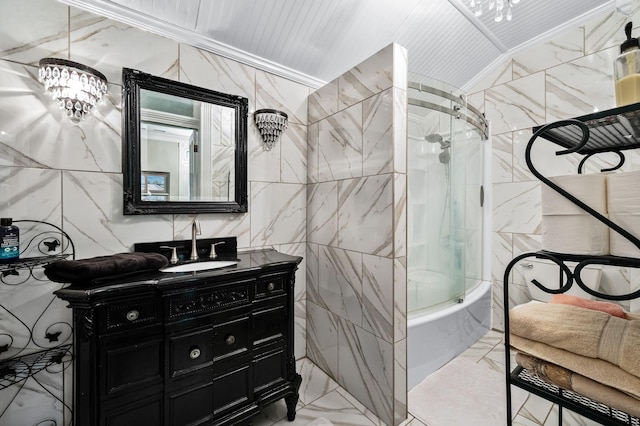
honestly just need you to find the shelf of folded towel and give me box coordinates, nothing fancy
[506,297,640,425]
[532,102,640,155]
[512,366,640,426]
[0,345,71,391]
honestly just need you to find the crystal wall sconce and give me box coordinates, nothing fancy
[254,109,288,151]
[38,58,108,123]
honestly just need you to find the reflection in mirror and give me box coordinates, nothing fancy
[140,89,235,202]
[123,68,248,214]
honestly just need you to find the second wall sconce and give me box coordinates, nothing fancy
[254,109,288,151]
[38,58,108,124]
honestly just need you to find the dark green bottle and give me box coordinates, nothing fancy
[0,218,19,262]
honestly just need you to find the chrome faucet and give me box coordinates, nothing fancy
[190,219,201,261]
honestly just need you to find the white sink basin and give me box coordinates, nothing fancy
[160,260,238,273]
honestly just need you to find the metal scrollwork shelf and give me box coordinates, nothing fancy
[504,103,640,426]
[0,220,75,425]
[0,344,72,391]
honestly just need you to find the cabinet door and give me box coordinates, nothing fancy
[166,381,214,426]
[253,346,286,393]
[252,303,285,346]
[212,361,252,417]
[99,327,163,399]
[100,395,162,426]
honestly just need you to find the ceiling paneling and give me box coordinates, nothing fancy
[477,0,614,50]
[59,0,615,89]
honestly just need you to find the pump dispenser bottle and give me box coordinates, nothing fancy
[615,22,640,106]
[0,218,19,263]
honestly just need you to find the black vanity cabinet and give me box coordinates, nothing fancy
[55,249,302,426]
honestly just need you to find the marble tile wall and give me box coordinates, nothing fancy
[469,1,640,330]
[306,43,408,426]
[0,0,310,424]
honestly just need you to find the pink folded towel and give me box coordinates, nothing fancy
[550,294,626,319]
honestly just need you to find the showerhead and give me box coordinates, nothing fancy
[425,133,451,150]
[425,133,443,144]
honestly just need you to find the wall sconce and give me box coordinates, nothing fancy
[254,109,288,151]
[38,58,108,124]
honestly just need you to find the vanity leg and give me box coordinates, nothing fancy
[285,373,303,421]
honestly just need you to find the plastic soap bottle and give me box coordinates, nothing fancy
[0,218,19,263]
[615,22,640,107]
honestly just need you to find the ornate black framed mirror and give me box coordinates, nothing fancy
[122,68,248,214]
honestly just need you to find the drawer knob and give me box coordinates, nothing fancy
[189,347,201,359]
[267,282,276,291]
[126,310,139,321]
[225,335,236,346]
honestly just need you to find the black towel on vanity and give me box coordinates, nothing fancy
[44,252,169,283]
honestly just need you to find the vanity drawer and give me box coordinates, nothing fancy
[255,273,287,298]
[167,279,252,320]
[168,327,214,379]
[213,315,250,361]
[102,299,159,333]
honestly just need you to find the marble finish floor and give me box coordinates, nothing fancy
[256,331,604,425]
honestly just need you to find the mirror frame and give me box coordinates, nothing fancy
[122,68,248,214]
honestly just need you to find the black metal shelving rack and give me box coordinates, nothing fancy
[0,220,75,425]
[503,103,640,425]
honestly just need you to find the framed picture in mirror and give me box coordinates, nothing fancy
[141,171,170,198]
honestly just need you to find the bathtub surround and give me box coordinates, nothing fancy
[476,1,640,330]
[306,44,408,425]
[407,281,491,390]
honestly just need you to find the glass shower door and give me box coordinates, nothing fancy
[407,77,486,316]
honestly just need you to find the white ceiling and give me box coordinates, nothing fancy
[62,0,618,89]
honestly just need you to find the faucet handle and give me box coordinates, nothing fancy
[159,246,179,264]
[209,241,225,259]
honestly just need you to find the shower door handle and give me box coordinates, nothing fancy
[479,185,484,207]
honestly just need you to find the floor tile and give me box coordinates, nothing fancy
[335,387,385,425]
[277,330,607,426]
[515,393,554,425]
[272,390,376,426]
[297,358,339,405]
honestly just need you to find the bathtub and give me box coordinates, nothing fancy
[407,280,492,390]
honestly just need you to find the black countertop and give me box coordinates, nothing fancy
[54,248,302,301]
